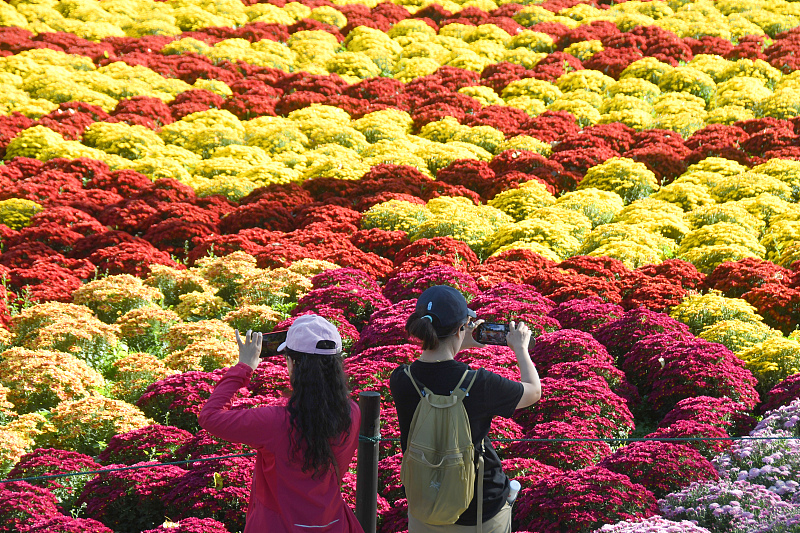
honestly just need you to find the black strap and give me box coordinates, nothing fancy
[477,449,485,532]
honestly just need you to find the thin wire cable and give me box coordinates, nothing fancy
[491,435,800,442]
[368,436,800,443]
[3,434,799,484]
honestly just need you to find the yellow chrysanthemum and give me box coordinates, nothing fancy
[670,290,764,334]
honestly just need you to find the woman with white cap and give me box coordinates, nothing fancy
[199,314,363,533]
[390,285,541,533]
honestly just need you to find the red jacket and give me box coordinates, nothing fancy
[199,363,364,533]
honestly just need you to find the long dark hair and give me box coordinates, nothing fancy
[285,348,352,478]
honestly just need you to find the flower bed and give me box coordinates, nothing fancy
[0,0,800,530]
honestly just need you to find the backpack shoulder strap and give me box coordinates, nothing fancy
[463,369,479,395]
[405,365,478,400]
[403,365,427,399]
[451,369,478,400]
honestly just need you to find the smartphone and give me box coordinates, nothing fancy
[474,323,510,346]
[260,330,287,358]
[473,323,536,350]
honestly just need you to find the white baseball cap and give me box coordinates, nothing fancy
[278,314,342,356]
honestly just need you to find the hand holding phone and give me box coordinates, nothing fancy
[506,320,533,354]
[236,330,262,370]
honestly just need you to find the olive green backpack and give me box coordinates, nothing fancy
[401,366,485,529]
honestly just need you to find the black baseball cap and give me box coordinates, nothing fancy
[415,285,477,336]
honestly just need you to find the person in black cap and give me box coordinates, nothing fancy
[390,285,541,533]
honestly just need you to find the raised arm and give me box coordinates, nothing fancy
[506,321,541,409]
[198,330,276,448]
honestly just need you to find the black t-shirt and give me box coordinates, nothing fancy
[389,360,524,526]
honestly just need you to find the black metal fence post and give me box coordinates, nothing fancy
[355,391,381,533]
